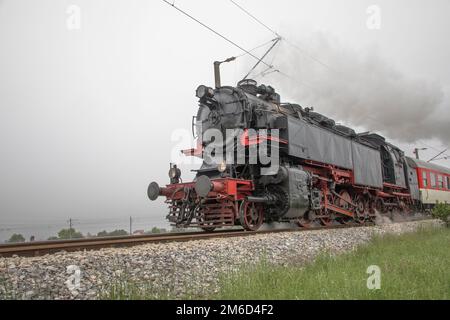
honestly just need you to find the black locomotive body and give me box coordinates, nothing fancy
[148,79,425,231]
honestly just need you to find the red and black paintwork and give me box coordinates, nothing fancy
[148,80,442,231]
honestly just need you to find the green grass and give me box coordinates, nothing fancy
[215,227,450,300]
[100,274,204,300]
[100,227,449,300]
[100,278,172,300]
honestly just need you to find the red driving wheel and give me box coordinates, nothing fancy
[239,201,264,231]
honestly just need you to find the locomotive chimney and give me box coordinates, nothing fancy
[214,57,236,89]
[214,61,221,89]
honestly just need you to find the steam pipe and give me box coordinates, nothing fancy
[214,57,236,89]
[214,61,221,89]
[246,195,278,203]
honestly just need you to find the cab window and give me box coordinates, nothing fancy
[438,175,444,189]
[422,171,428,187]
[430,174,436,188]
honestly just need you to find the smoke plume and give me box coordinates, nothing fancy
[268,32,449,144]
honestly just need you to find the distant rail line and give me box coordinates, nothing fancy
[0,217,431,258]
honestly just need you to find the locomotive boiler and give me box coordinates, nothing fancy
[148,77,429,231]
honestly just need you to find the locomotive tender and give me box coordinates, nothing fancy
[148,78,450,231]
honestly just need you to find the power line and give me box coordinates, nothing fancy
[418,140,450,158]
[283,38,338,73]
[253,66,276,78]
[228,0,336,73]
[275,69,319,91]
[420,141,446,153]
[433,156,450,161]
[229,0,280,37]
[161,0,273,69]
[269,40,281,65]
[427,149,448,162]
[162,0,319,94]
[234,37,279,59]
[227,0,448,162]
[243,37,281,80]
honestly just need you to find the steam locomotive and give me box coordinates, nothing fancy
[147,78,450,231]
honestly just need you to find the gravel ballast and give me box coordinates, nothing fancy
[0,219,443,300]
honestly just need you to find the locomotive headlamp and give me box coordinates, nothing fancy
[196,85,214,99]
[168,164,181,183]
[168,168,177,179]
[217,160,227,173]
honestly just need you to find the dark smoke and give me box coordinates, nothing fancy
[268,32,449,144]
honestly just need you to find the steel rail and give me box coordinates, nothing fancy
[0,217,432,258]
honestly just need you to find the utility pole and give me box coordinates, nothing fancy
[413,147,427,160]
[129,216,132,235]
[69,218,72,239]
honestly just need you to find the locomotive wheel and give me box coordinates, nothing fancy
[398,200,411,215]
[319,217,333,226]
[338,216,353,225]
[297,211,314,228]
[239,201,264,231]
[335,190,352,210]
[314,208,333,226]
[366,200,377,222]
[334,190,354,224]
[375,198,387,214]
[353,195,366,224]
[196,213,216,232]
[200,226,216,232]
[297,218,313,228]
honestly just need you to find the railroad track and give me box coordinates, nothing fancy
[0,216,432,258]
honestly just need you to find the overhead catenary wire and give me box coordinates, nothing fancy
[253,66,276,78]
[432,156,449,161]
[227,0,449,160]
[427,149,448,162]
[228,0,337,73]
[417,140,450,159]
[243,37,281,80]
[161,0,327,98]
[234,37,279,59]
[161,0,273,69]
[229,0,280,37]
[224,0,330,91]
[283,38,339,74]
[269,40,281,65]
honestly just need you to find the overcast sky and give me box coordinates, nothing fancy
[0,0,449,226]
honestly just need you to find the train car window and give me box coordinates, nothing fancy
[445,176,449,190]
[430,174,436,188]
[438,175,444,189]
[422,171,428,187]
